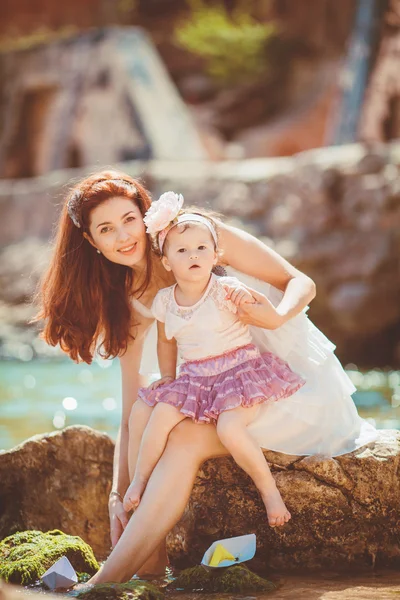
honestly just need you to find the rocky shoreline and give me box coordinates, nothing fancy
[1,425,399,573]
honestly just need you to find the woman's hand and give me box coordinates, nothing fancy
[148,375,175,390]
[109,494,130,549]
[236,288,286,330]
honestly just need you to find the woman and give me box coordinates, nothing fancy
[37,170,377,583]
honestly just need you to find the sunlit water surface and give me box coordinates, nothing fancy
[1,359,399,451]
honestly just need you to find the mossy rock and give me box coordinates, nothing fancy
[167,564,275,593]
[0,529,99,585]
[75,581,164,600]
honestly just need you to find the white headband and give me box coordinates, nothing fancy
[158,213,218,253]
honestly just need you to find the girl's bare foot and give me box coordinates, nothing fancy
[261,483,291,527]
[122,477,147,512]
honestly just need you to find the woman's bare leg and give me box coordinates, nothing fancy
[126,398,169,577]
[217,406,291,527]
[127,399,154,479]
[88,420,228,584]
[124,404,187,511]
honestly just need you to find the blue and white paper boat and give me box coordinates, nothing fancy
[201,533,256,570]
[40,556,78,590]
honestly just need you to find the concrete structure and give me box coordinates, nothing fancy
[0,27,206,179]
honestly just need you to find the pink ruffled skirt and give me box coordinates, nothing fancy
[138,344,305,424]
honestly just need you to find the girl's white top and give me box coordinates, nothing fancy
[135,266,379,457]
[151,274,252,362]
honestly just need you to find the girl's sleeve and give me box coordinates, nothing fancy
[151,289,168,322]
[215,276,239,314]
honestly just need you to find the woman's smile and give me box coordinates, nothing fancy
[118,242,138,255]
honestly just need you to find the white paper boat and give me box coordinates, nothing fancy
[40,556,78,590]
[201,533,256,570]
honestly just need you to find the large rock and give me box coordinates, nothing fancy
[0,529,98,585]
[167,564,275,594]
[0,426,113,559]
[75,581,164,600]
[167,429,400,572]
[2,426,400,573]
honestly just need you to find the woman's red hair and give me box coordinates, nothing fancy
[35,170,153,363]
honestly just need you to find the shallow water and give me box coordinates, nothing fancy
[133,569,400,599]
[148,568,400,599]
[166,570,400,599]
[0,359,399,451]
[22,569,400,600]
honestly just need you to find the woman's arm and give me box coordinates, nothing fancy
[218,222,316,327]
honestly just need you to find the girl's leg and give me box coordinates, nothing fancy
[88,420,228,584]
[124,403,187,511]
[216,405,291,527]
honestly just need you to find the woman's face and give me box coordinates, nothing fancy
[86,196,147,267]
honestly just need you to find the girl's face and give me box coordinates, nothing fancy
[86,196,147,267]
[162,223,217,282]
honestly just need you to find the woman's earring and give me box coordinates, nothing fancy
[97,249,101,254]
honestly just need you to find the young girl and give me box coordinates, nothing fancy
[123,192,306,527]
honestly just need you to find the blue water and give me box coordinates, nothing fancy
[0,359,399,452]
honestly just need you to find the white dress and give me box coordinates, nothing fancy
[135,268,378,457]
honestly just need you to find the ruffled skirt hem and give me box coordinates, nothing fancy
[138,344,305,424]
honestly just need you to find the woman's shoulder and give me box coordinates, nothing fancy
[151,285,174,322]
[154,284,174,302]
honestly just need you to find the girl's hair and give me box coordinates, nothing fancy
[153,206,221,256]
[34,170,153,364]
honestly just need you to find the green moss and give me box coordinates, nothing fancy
[167,564,275,593]
[76,581,164,600]
[0,529,99,585]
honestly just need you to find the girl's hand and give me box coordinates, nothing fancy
[148,375,175,390]
[236,288,286,330]
[109,494,130,549]
[223,283,256,307]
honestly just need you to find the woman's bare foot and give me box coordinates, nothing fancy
[71,581,95,591]
[123,477,147,512]
[261,483,291,527]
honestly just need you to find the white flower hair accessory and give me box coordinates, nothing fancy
[143,191,184,235]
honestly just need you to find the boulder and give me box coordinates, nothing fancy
[167,564,275,593]
[1,417,400,574]
[0,529,98,585]
[0,426,113,560]
[75,581,164,600]
[167,429,400,572]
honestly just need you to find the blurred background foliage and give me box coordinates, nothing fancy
[174,0,277,85]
